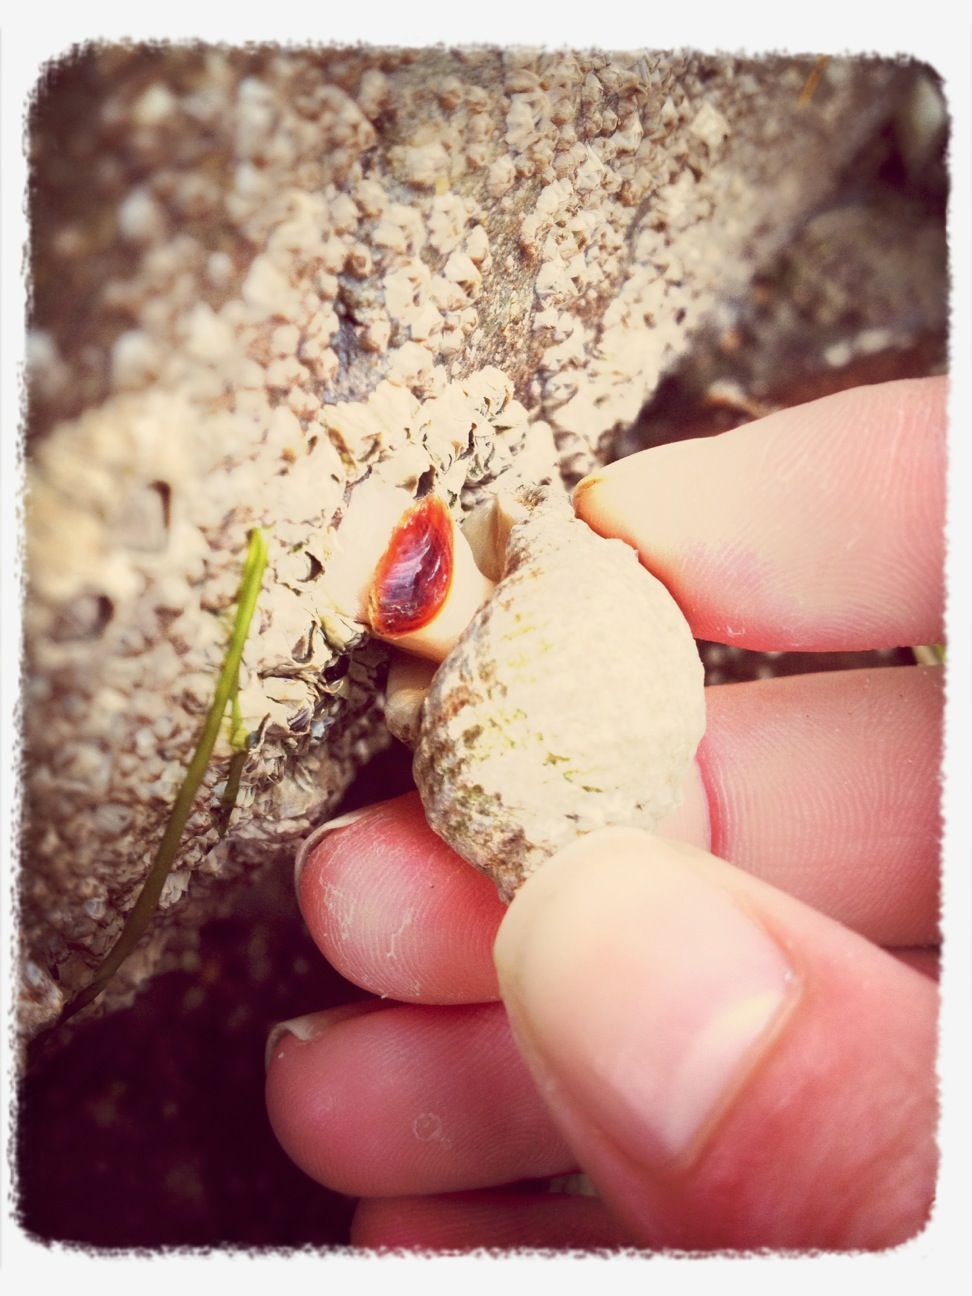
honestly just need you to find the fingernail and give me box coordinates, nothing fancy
[571,473,607,509]
[294,807,373,889]
[495,829,797,1169]
[265,1000,381,1073]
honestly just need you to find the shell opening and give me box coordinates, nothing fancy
[369,495,454,635]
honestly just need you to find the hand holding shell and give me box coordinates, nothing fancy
[329,485,705,899]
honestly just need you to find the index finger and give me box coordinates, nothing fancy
[574,377,946,652]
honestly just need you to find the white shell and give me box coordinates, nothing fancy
[413,491,706,899]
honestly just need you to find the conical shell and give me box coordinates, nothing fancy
[413,490,705,900]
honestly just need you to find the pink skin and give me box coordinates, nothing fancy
[352,1190,632,1251]
[574,377,946,652]
[266,377,945,1251]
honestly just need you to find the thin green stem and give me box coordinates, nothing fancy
[58,528,269,1024]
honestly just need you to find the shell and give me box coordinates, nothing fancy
[413,490,706,899]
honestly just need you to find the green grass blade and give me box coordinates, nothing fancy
[58,528,269,1024]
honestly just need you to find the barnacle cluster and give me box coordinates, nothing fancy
[24,45,907,1029]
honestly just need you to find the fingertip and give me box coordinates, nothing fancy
[267,1001,573,1198]
[294,805,375,891]
[297,793,505,1004]
[265,999,383,1074]
[574,378,946,651]
[571,470,608,515]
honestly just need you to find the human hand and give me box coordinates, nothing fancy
[265,376,945,1250]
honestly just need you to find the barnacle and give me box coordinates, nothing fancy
[324,476,495,662]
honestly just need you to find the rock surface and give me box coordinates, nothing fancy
[22,44,934,1034]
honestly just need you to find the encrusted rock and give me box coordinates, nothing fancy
[22,44,929,1035]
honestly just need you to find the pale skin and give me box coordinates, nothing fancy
[265,376,945,1251]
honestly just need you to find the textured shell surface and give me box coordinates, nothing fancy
[413,493,706,899]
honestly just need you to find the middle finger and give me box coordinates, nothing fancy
[297,665,941,1004]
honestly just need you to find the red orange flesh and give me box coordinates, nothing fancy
[369,496,454,635]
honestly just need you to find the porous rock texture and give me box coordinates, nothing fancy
[22,44,926,1036]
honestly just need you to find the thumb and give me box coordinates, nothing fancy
[493,829,937,1250]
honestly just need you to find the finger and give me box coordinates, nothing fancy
[698,666,942,945]
[351,1189,631,1251]
[495,829,938,1250]
[891,948,939,979]
[575,377,946,651]
[294,771,699,1006]
[265,1000,572,1197]
[297,663,940,1003]
[296,793,505,1004]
